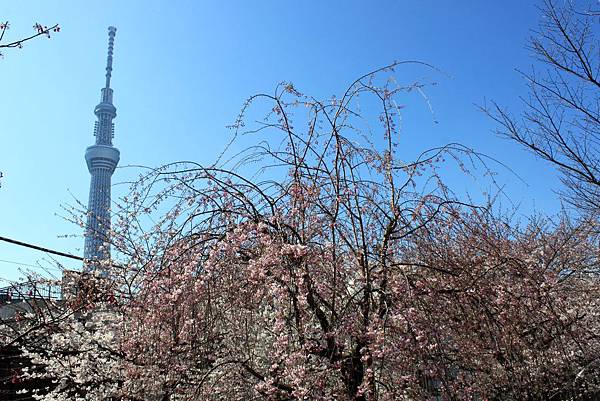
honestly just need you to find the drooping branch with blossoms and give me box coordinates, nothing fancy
[8,61,600,401]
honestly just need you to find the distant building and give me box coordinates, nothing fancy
[0,280,61,399]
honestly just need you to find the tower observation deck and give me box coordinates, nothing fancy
[83,26,120,267]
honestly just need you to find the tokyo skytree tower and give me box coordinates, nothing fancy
[83,27,120,265]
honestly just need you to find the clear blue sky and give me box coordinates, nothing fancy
[1,1,562,284]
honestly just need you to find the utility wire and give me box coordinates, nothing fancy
[0,258,45,269]
[0,235,83,262]
[0,258,39,268]
[0,259,64,272]
[0,235,124,269]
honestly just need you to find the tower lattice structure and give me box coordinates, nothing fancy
[84,26,120,265]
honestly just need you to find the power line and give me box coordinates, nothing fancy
[0,258,43,269]
[0,235,124,269]
[0,259,40,268]
[0,235,83,262]
[0,259,64,272]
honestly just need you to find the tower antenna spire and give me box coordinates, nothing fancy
[105,26,116,88]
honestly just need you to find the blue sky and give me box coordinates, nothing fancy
[0,1,563,284]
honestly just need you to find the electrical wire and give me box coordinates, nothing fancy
[0,235,83,262]
[0,235,123,269]
[0,259,64,272]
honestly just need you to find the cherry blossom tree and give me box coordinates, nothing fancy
[6,61,599,400]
